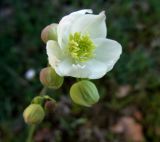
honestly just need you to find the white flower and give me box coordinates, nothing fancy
[46,9,122,79]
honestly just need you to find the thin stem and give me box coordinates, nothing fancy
[26,125,36,142]
[76,78,89,82]
[39,87,47,96]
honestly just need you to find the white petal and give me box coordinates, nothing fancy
[54,58,74,76]
[85,59,107,79]
[57,9,93,49]
[55,58,107,79]
[93,38,122,72]
[71,11,107,39]
[46,40,62,69]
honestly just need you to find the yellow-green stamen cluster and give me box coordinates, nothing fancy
[68,32,95,62]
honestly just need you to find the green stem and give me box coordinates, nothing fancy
[26,125,36,142]
[39,87,47,96]
[76,78,89,82]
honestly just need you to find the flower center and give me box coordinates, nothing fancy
[68,32,95,63]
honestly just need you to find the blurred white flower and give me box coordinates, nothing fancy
[25,68,36,80]
[46,9,122,79]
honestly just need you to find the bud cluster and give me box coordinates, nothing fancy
[23,95,56,125]
[23,24,101,125]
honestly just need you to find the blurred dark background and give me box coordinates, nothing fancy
[0,0,160,142]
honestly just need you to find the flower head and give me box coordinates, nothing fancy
[46,9,122,79]
[68,32,95,63]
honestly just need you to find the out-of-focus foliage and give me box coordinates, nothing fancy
[0,0,160,142]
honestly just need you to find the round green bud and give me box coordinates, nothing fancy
[70,80,100,107]
[31,96,44,105]
[40,67,64,89]
[41,24,58,43]
[23,104,45,125]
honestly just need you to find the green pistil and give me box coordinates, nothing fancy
[68,32,95,63]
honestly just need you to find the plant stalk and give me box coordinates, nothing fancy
[26,125,36,142]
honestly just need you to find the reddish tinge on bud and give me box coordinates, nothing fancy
[41,24,58,43]
[44,100,56,113]
[40,67,64,89]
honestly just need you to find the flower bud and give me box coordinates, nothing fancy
[70,80,99,107]
[44,100,56,113]
[40,67,64,89]
[23,104,45,125]
[41,24,57,43]
[32,96,44,105]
